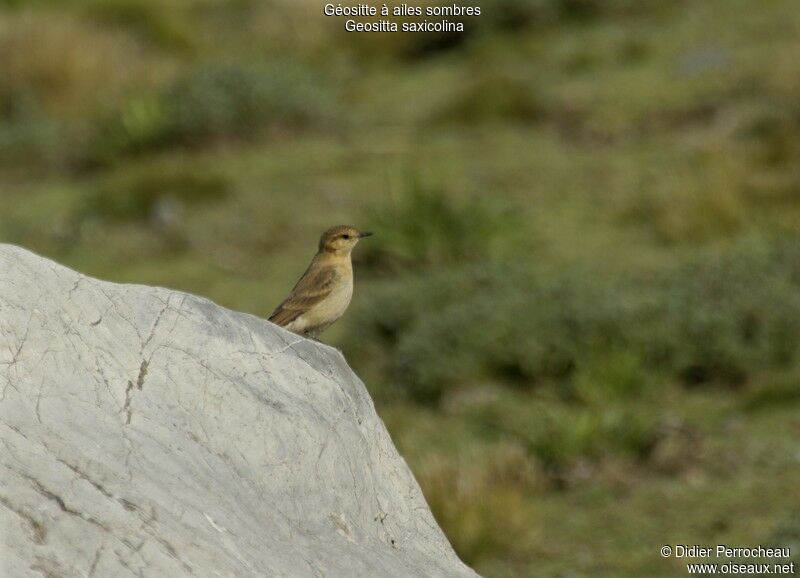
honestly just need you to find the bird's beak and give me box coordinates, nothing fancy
[358,231,373,238]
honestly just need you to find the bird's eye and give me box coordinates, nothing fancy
[342,234,350,239]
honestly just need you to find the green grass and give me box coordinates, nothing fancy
[2,0,800,576]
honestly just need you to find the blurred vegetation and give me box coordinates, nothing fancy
[361,177,516,270]
[2,0,800,576]
[349,241,800,402]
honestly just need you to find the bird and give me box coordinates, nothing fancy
[269,225,372,339]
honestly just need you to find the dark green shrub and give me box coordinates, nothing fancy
[83,162,229,223]
[572,349,649,404]
[460,390,663,477]
[361,177,517,272]
[741,371,800,412]
[478,0,593,30]
[81,0,195,51]
[162,61,336,145]
[93,61,339,159]
[433,69,545,125]
[346,239,800,403]
[477,0,673,32]
[0,113,70,168]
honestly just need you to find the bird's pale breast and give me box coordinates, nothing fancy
[285,270,353,334]
[308,273,353,324]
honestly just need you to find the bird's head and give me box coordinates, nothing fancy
[318,225,372,255]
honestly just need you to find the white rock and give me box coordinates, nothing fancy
[0,245,477,578]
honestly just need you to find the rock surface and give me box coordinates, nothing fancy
[0,245,476,578]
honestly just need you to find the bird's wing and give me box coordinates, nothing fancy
[269,263,338,327]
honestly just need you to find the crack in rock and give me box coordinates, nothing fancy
[136,359,148,390]
[122,380,135,425]
[0,493,47,544]
[21,473,109,533]
[122,360,148,425]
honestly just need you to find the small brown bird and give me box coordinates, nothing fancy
[269,225,372,339]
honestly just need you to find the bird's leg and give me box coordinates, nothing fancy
[304,331,322,343]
